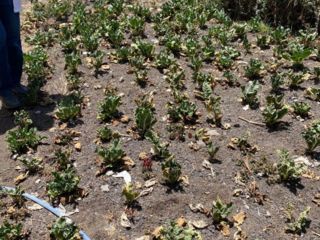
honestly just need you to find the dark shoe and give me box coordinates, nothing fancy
[0,90,22,109]
[12,85,29,95]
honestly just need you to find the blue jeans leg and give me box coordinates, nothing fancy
[0,5,23,90]
[0,21,12,92]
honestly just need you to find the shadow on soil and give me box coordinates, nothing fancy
[0,93,63,135]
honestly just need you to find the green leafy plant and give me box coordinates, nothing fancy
[50,217,81,240]
[54,149,72,170]
[283,42,312,69]
[211,197,233,223]
[245,59,263,79]
[122,183,139,205]
[97,126,116,143]
[97,139,125,169]
[270,72,285,93]
[302,121,320,152]
[286,207,311,234]
[241,80,260,108]
[47,167,80,200]
[128,16,145,36]
[98,91,121,122]
[0,187,25,208]
[158,221,202,240]
[56,92,82,122]
[305,87,320,101]
[0,221,25,240]
[7,111,45,154]
[161,156,182,186]
[167,99,197,123]
[292,102,311,118]
[146,131,171,160]
[65,51,81,75]
[207,142,219,161]
[18,156,43,174]
[132,40,154,59]
[205,96,222,126]
[262,95,288,127]
[135,102,157,138]
[14,110,33,128]
[277,149,303,182]
[155,50,175,71]
[256,34,270,49]
[287,71,304,89]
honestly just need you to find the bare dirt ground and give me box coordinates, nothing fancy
[1,1,320,240]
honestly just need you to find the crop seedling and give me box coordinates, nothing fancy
[56,92,82,122]
[256,35,270,49]
[146,131,171,160]
[54,149,72,170]
[158,221,202,240]
[270,72,285,93]
[305,87,320,101]
[130,4,151,21]
[161,156,182,186]
[98,90,121,122]
[283,42,312,69]
[7,110,45,154]
[262,95,288,128]
[97,126,116,143]
[0,221,25,240]
[122,183,139,206]
[212,197,233,223]
[292,102,311,118]
[223,70,238,87]
[205,96,222,126]
[97,139,125,170]
[24,46,49,105]
[298,29,318,47]
[287,71,304,89]
[155,50,175,71]
[115,46,131,63]
[0,187,25,208]
[201,35,215,61]
[271,26,289,46]
[164,34,182,55]
[19,156,43,174]
[128,16,145,36]
[302,121,320,153]
[166,64,185,90]
[50,217,81,240]
[207,142,219,161]
[132,40,154,60]
[190,55,203,72]
[277,149,303,182]
[91,50,105,76]
[286,207,311,234]
[66,74,81,91]
[133,68,148,87]
[241,80,260,108]
[135,100,157,138]
[245,59,263,79]
[47,167,80,201]
[65,51,81,75]
[167,98,198,123]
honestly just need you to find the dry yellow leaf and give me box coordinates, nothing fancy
[233,211,246,225]
[74,142,82,151]
[220,221,230,236]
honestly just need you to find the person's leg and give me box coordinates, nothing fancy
[0,5,23,88]
[0,21,12,91]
